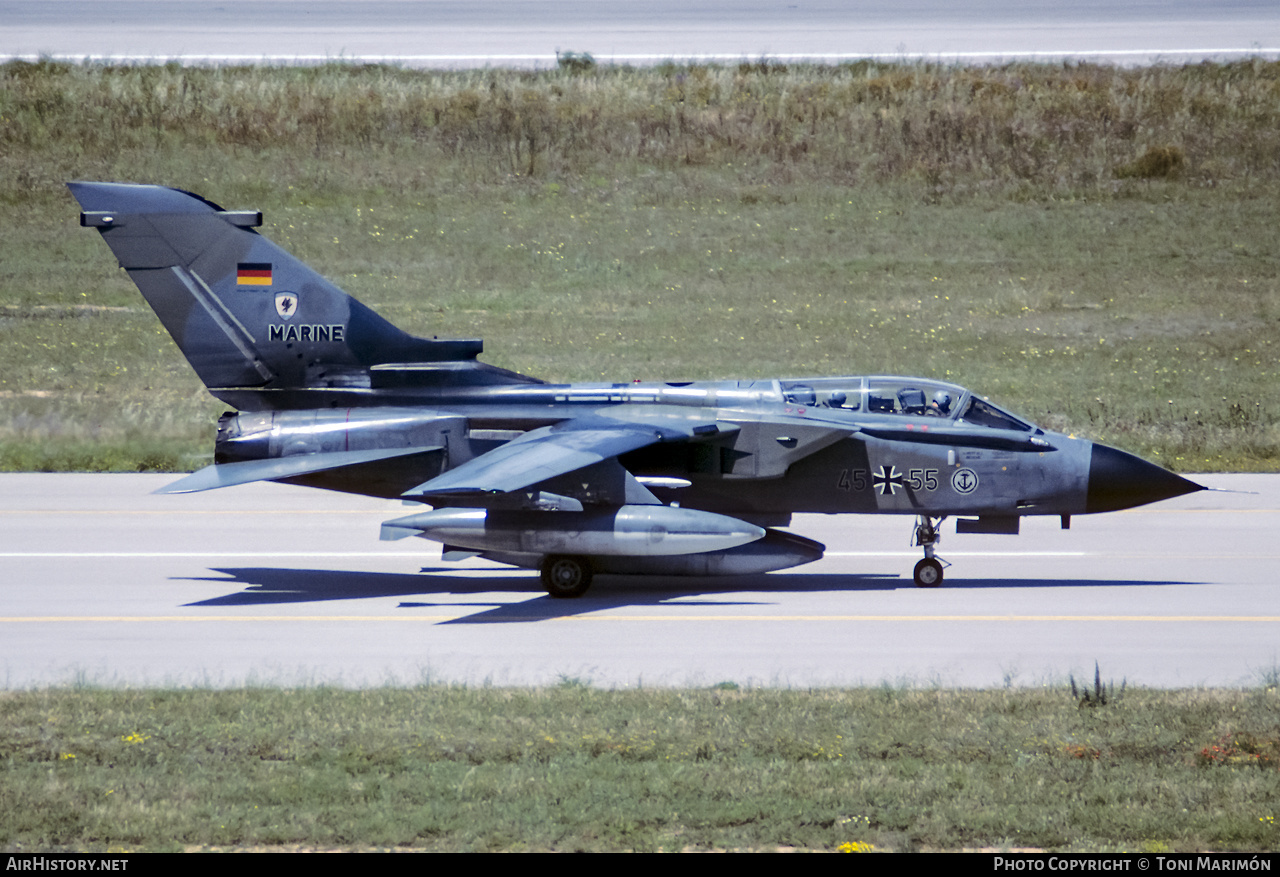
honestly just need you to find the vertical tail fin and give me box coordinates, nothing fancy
[69,182,534,409]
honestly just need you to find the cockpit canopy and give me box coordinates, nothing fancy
[778,376,1034,432]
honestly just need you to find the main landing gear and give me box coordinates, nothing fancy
[541,555,594,598]
[912,516,949,588]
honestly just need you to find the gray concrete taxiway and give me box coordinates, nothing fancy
[1,472,1275,689]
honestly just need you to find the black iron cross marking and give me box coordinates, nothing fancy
[873,465,905,496]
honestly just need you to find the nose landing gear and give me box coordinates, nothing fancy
[912,516,949,587]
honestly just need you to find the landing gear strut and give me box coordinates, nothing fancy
[911,516,949,588]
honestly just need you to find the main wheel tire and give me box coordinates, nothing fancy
[913,557,944,588]
[541,555,593,598]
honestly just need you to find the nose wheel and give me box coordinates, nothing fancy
[912,516,949,587]
[913,557,944,587]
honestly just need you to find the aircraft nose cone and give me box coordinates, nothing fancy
[1085,443,1205,513]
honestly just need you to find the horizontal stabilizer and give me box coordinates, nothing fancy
[157,445,443,494]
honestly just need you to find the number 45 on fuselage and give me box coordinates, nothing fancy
[69,182,1204,597]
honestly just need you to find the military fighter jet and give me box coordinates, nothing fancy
[69,182,1205,596]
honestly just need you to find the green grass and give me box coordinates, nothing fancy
[2,685,1278,852]
[3,60,1279,470]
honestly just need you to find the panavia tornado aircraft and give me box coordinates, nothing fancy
[69,182,1205,597]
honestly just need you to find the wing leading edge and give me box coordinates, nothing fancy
[403,412,740,501]
[404,424,661,498]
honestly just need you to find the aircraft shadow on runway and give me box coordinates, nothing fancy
[180,566,1199,624]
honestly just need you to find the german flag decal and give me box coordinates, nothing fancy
[236,263,272,286]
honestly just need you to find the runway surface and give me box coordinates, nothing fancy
[1,472,1276,689]
[5,1,1279,66]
